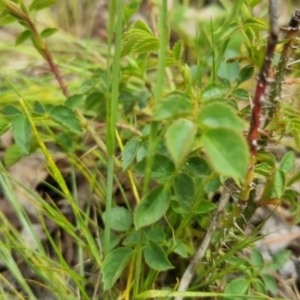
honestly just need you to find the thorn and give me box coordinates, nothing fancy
[251,139,258,148]
[249,182,256,189]
[259,95,265,104]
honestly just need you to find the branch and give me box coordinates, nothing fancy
[175,190,230,300]
[239,0,279,203]
[265,9,300,126]
[4,1,70,98]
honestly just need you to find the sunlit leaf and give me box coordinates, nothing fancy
[30,0,57,11]
[198,102,244,130]
[12,114,31,154]
[201,128,249,179]
[165,119,196,165]
[15,29,32,46]
[202,83,227,101]
[40,27,58,38]
[279,151,295,174]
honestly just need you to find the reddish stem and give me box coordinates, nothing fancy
[43,48,70,98]
[240,0,278,202]
[25,14,70,98]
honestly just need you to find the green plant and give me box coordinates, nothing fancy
[0,0,299,299]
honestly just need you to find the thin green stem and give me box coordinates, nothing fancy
[142,0,169,194]
[104,0,124,260]
[133,229,144,297]
[104,158,114,258]
[210,19,216,82]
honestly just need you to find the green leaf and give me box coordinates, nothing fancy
[56,132,74,153]
[134,186,170,229]
[201,128,249,179]
[153,92,192,120]
[85,92,105,111]
[124,0,141,21]
[266,250,290,271]
[169,239,189,258]
[185,156,210,177]
[50,105,82,134]
[30,0,57,11]
[136,143,147,162]
[226,257,253,277]
[231,88,249,100]
[133,38,159,55]
[135,154,175,180]
[269,170,285,198]
[103,207,133,232]
[249,0,263,8]
[79,79,99,94]
[279,151,295,174]
[244,17,268,31]
[132,19,153,34]
[218,76,230,88]
[122,139,141,170]
[174,173,195,212]
[202,83,227,101]
[204,177,221,193]
[12,114,31,154]
[101,247,134,290]
[165,119,196,165]
[261,273,277,293]
[173,40,183,61]
[251,278,267,295]
[256,151,276,168]
[0,119,11,135]
[33,101,46,115]
[217,61,239,82]
[4,144,26,167]
[0,9,15,25]
[123,230,147,246]
[146,227,165,243]
[224,278,249,300]
[121,26,159,56]
[198,102,244,130]
[250,248,264,271]
[215,22,239,41]
[194,200,216,214]
[65,94,84,110]
[40,27,58,38]
[3,105,22,116]
[237,65,254,86]
[15,29,32,46]
[99,231,121,251]
[143,240,174,271]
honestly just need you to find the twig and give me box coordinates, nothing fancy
[239,0,279,203]
[175,189,230,300]
[4,1,69,98]
[265,9,300,126]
